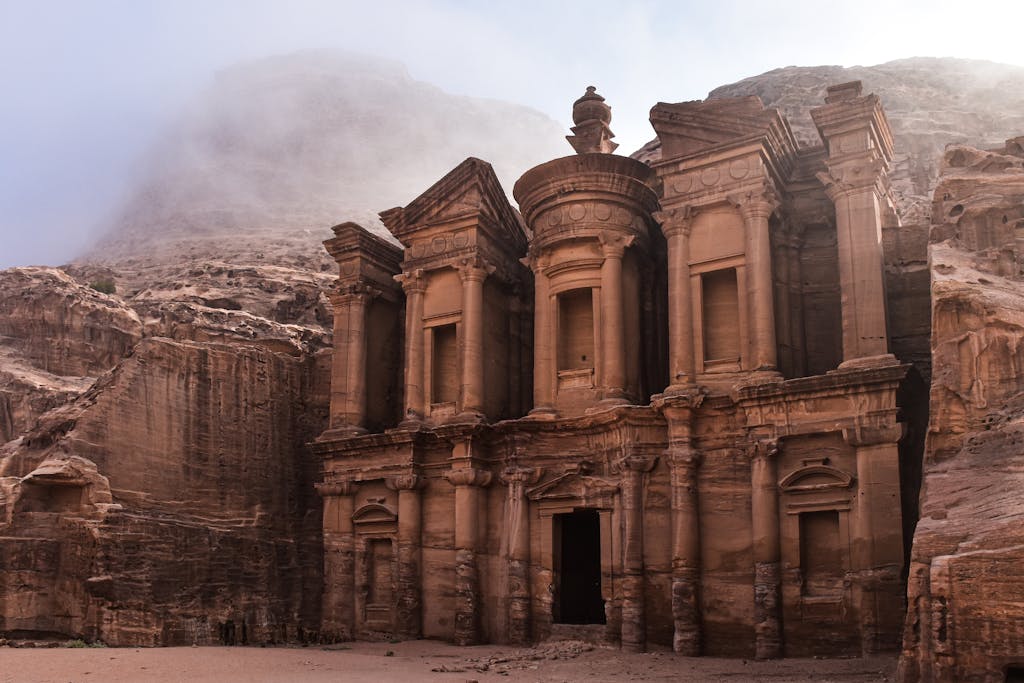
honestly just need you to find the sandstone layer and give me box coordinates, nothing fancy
[898,139,1024,682]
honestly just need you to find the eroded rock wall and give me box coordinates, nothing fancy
[0,337,329,644]
[899,140,1024,682]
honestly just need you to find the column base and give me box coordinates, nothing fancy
[836,353,898,371]
[317,424,368,441]
[527,406,558,420]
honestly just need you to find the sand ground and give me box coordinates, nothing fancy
[0,640,896,683]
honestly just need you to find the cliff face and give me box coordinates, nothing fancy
[898,139,1024,682]
[0,51,566,644]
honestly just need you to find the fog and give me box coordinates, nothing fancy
[1,0,1022,269]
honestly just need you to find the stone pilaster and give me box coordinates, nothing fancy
[501,466,543,645]
[599,231,635,404]
[618,450,657,652]
[326,286,373,434]
[457,257,493,420]
[654,208,697,391]
[730,190,779,373]
[750,439,782,659]
[396,270,427,423]
[844,423,905,654]
[445,465,493,645]
[387,474,426,638]
[316,479,358,640]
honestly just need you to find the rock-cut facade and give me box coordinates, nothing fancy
[313,82,928,658]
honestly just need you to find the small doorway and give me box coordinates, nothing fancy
[554,509,605,624]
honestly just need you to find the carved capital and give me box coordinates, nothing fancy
[728,186,779,222]
[316,479,358,497]
[616,451,658,474]
[816,157,887,200]
[445,467,493,488]
[330,280,380,305]
[394,268,427,294]
[665,445,702,472]
[843,423,903,448]
[598,231,636,258]
[457,255,495,283]
[500,466,544,487]
[386,474,426,491]
[653,206,696,239]
[749,439,780,462]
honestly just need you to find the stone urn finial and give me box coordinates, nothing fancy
[567,85,618,154]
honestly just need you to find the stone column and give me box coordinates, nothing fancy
[654,209,697,390]
[317,479,358,640]
[844,424,904,654]
[732,193,778,372]
[387,474,425,638]
[822,170,891,363]
[750,440,782,659]
[599,232,635,403]
[446,464,493,645]
[528,255,556,416]
[457,258,491,420]
[397,270,427,423]
[619,450,657,652]
[668,442,701,654]
[501,466,542,645]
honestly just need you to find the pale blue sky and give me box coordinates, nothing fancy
[2,0,1022,268]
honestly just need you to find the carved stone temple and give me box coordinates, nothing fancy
[313,82,927,658]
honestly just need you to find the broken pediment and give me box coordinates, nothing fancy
[379,157,527,253]
[650,96,797,161]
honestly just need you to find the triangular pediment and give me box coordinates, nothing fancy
[527,470,619,504]
[380,157,527,251]
[650,96,792,160]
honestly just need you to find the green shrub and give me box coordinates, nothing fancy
[89,279,116,295]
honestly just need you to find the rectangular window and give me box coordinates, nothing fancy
[558,288,595,371]
[701,268,740,362]
[431,323,458,404]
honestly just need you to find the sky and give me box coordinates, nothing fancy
[1,0,1023,269]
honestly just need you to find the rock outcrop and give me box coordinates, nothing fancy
[898,138,1024,681]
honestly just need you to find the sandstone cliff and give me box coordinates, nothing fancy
[898,139,1024,682]
[0,51,567,644]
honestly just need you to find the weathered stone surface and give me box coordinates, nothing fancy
[0,337,329,644]
[898,141,1024,682]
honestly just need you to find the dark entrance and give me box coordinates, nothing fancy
[555,509,605,624]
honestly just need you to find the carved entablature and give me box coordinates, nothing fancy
[323,222,404,303]
[650,96,799,211]
[379,157,530,288]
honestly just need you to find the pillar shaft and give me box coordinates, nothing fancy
[390,475,424,638]
[737,198,777,371]
[619,453,655,652]
[317,481,358,640]
[447,467,492,645]
[459,262,488,417]
[600,233,633,402]
[503,466,540,645]
[531,264,556,414]
[400,273,426,421]
[657,211,696,388]
[669,448,701,655]
[830,183,890,361]
[751,442,781,659]
[328,289,371,431]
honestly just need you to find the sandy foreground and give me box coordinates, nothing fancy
[0,640,895,683]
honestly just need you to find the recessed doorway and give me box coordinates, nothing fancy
[554,509,605,624]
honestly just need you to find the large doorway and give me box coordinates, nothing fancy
[555,509,605,624]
